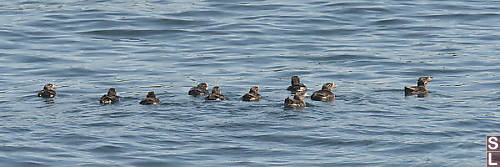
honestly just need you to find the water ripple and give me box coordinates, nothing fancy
[0,0,497,166]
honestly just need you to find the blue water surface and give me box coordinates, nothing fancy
[1,0,499,166]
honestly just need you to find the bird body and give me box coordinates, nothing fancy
[311,83,336,102]
[140,91,160,105]
[284,92,306,108]
[206,86,225,101]
[287,76,307,92]
[100,88,120,104]
[189,83,209,96]
[405,77,433,97]
[38,84,57,98]
[242,86,262,101]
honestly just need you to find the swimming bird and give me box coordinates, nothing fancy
[188,83,209,96]
[284,92,306,108]
[38,84,57,98]
[311,83,336,102]
[287,76,307,92]
[140,91,160,105]
[206,86,225,100]
[242,86,262,101]
[405,77,433,97]
[100,88,120,104]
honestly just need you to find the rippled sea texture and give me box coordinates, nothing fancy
[1,0,499,166]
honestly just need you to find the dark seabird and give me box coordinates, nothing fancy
[284,92,306,108]
[287,76,307,92]
[140,91,160,105]
[242,86,262,101]
[188,83,209,96]
[100,88,120,104]
[311,83,336,102]
[405,77,433,97]
[38,84,57,98]
[206,86,225,101]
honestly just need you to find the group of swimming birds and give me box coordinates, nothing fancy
[37,76,433,108]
